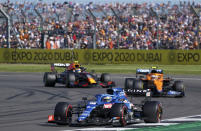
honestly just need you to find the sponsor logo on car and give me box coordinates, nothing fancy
[104,104,113,109]
[89,102,97,105]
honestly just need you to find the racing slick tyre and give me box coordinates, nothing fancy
[100,73,111,83]
[143,101,162,123]
[125,78,135,89]
[133,79,144,90]
[43,72,56,87]
[54,102,72,125]
[173,81,185,97]
[66,72,76,88]
[111,103,129,127]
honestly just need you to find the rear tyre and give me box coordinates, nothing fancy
[43,72,56,87]
[54,102,72,125]
[100,73,111,83]
[125,78,134,90]
[66,73,76,88]
[143,101,162,123]
[110,103,129,127]
[173,81,185,96]
[133,79,144,90]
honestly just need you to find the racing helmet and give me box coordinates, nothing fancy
[102,96,112,102]
[74,61,80,67]
[151,66,157,73]
[74,61,81,72]
[151,69,157,73]
[71,61,81,73]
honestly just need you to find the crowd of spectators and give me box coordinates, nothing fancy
[0,1,200,49]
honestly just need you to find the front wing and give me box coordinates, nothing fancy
[68,80,115,88]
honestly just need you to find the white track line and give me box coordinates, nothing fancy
[130,123,177,126]
[165,118,201,122]
[62,114,201,131]
[165,115,201,122]
[71,128,135,131]
[174,78,201,81]
[0,75,9,77]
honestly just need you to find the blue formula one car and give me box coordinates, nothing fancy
[48,88,163,127]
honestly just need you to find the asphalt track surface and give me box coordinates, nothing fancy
[0,72,201,131]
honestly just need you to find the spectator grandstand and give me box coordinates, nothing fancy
[0,1,200,49]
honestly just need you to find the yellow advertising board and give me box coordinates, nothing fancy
[0,49,200,65]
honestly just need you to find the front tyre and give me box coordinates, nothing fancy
[143,101,162,123]
[110,103,129,127]
[173,81,185,97]
[54,102,72,125]
[43,72,56,87]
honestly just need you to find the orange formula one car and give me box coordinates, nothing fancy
[124,67,185,97]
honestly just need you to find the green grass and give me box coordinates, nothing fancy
[0,64,200,75]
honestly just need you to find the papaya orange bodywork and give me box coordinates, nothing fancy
[146,73,163,92]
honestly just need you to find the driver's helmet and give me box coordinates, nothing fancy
[74,61,80,67]
[151,69,157,73]
[102,96,112,102]
[75,64,80,68]
[72,61,81,73]
[151,66,157,73]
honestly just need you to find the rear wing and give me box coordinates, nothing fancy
[51,63,70,67]
[136,69,163,75]
[51,63,70,71]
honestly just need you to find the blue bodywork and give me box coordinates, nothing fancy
[77,88,133,122]
[167,90,183,96]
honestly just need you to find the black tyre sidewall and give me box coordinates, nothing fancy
[111,103,128,127]
[125,78,134,89]
[143,101,162,123]
[101,73,111,83]
[66,73,76,88]
[43,72,56,87]
[54,102,72,125]
[133,79,143,90]
[173,81,185,92]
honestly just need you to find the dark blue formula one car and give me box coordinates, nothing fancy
[43,62,115,88]
[48,88,162,127]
